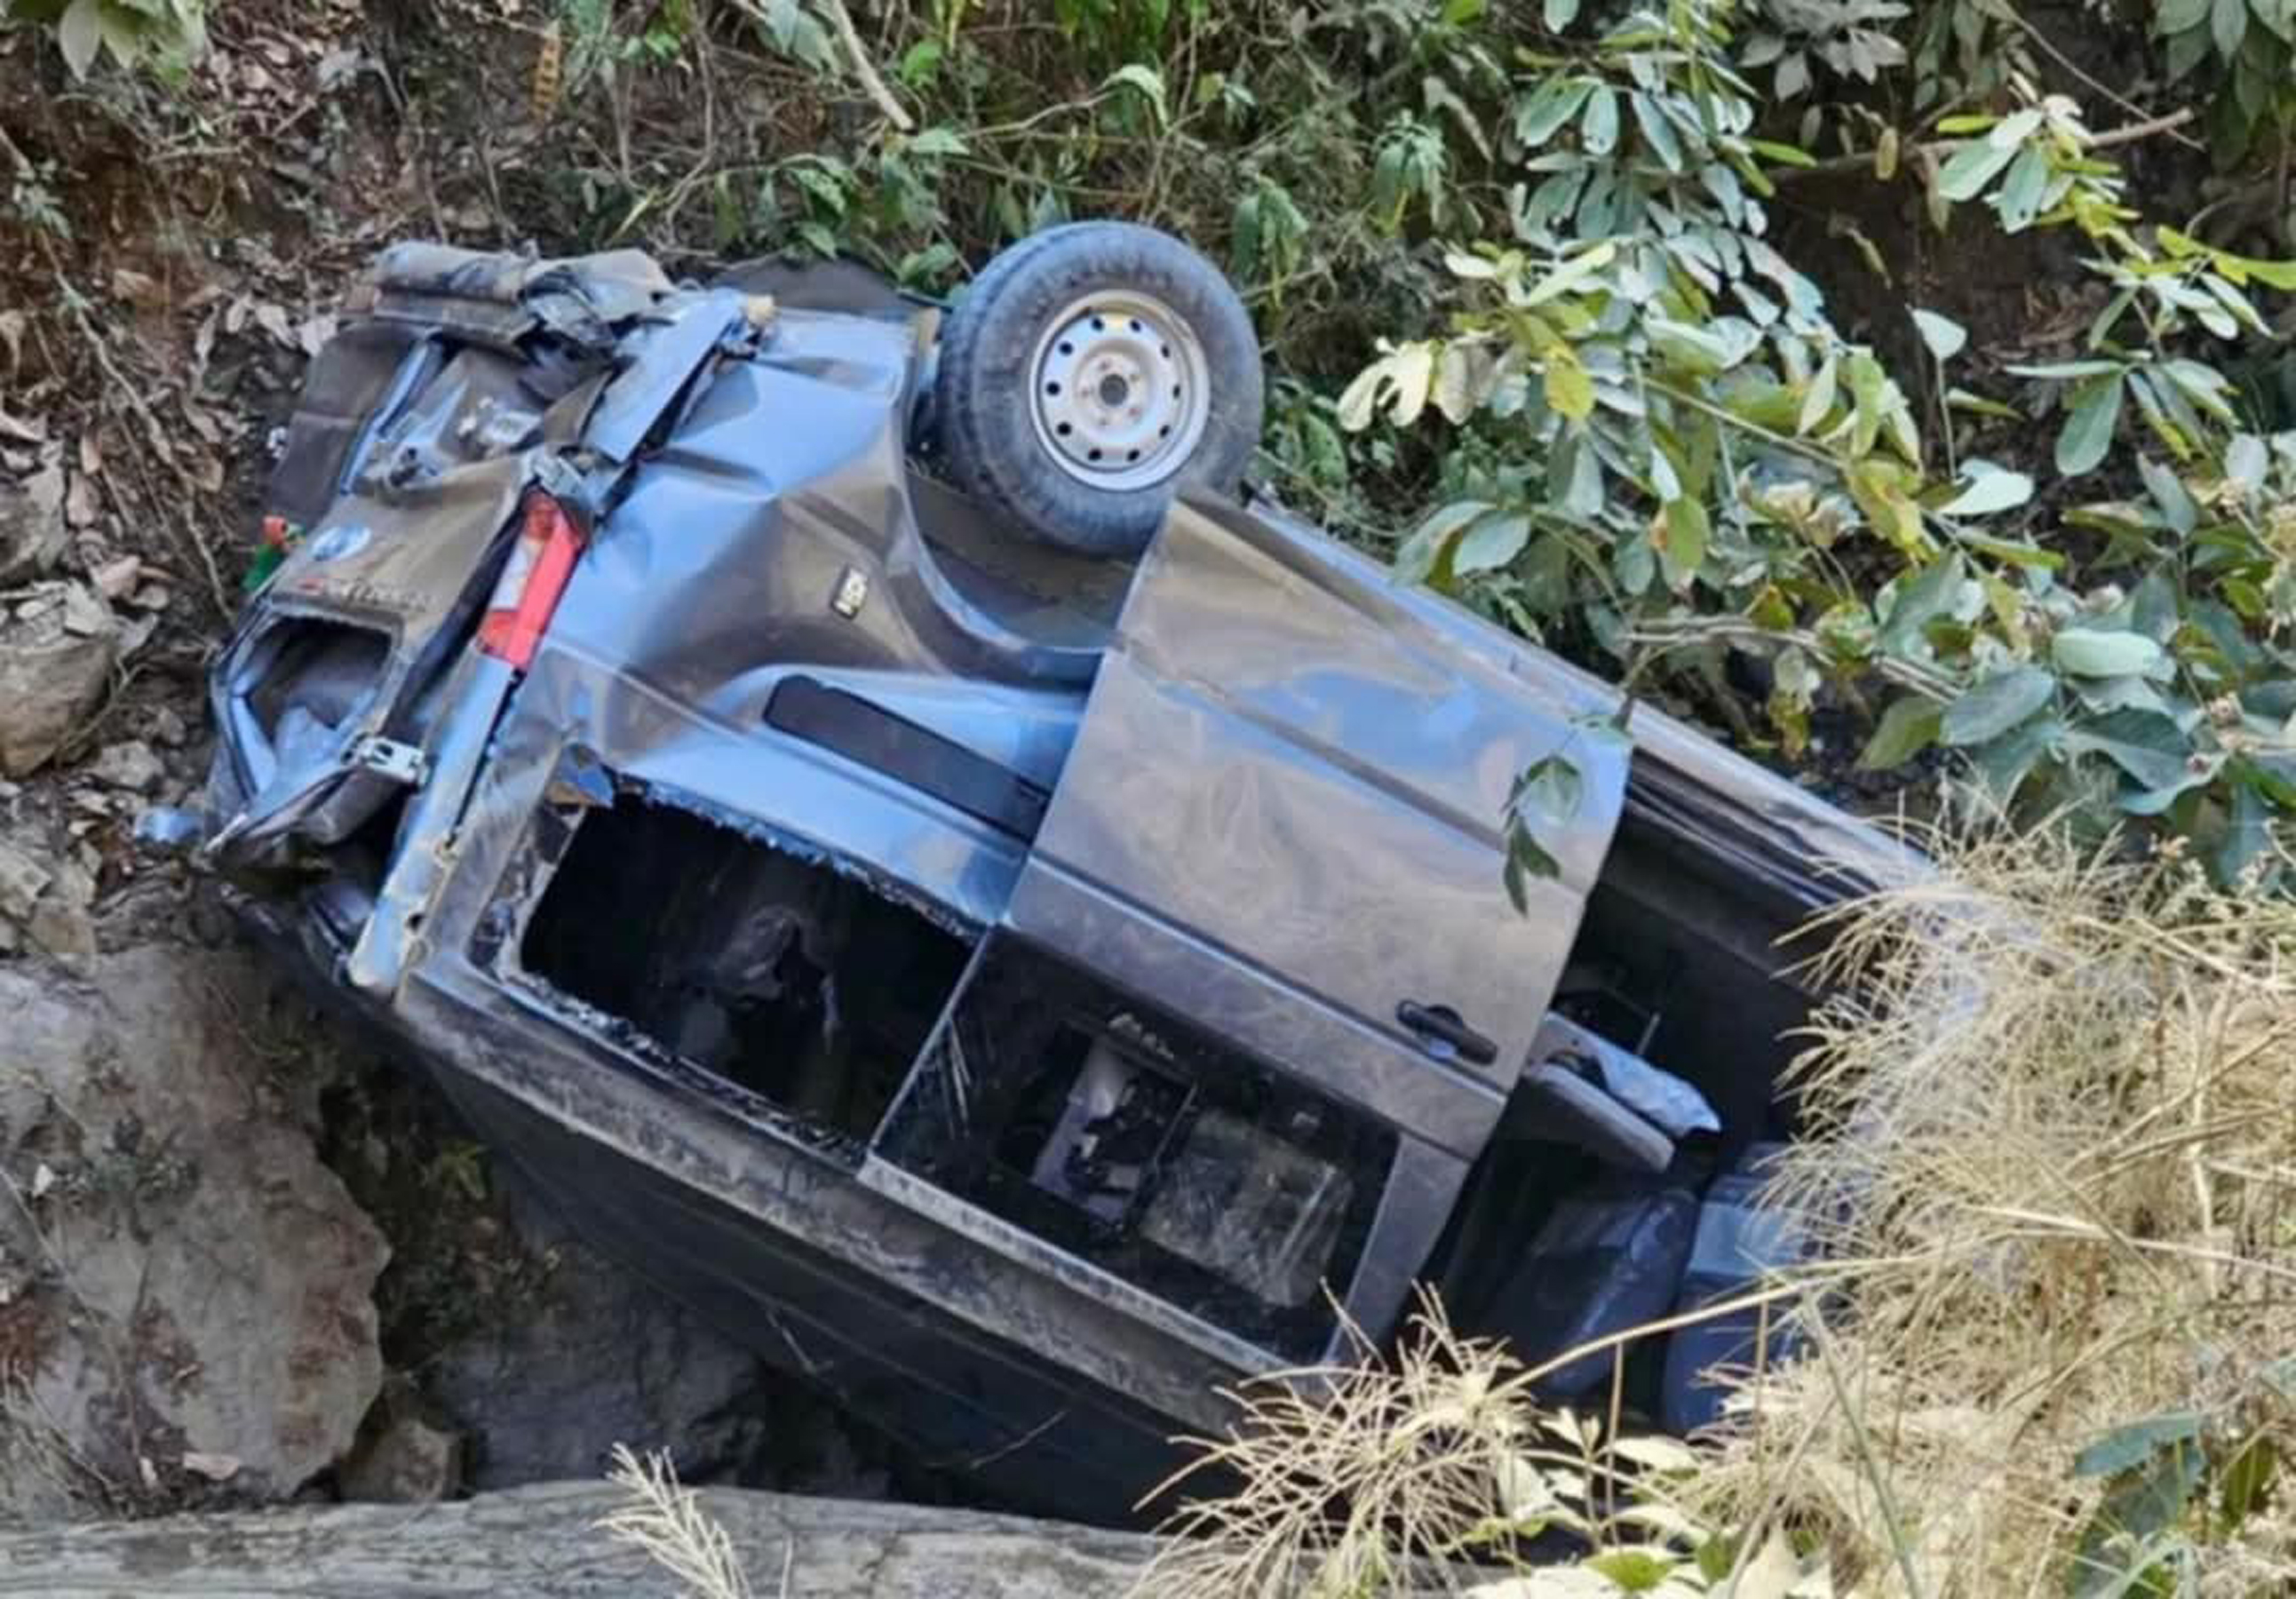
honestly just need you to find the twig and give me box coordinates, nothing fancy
[1780,107,2197,183]
[2005,10,2208,153]
[48,275,232,619]
[826,0,911,130]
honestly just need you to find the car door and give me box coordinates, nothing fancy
[997,494,1628,1347]
[1013,493,1628,1152]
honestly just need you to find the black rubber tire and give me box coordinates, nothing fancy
[933,221,1264,560]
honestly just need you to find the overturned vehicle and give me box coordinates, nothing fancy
[196,224,1914,1522]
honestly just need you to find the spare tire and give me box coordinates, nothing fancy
[933,221,1264,559]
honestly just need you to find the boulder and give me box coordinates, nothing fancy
[425,1185,770,1490]
[0,581,117,778]
[0,466,65,588]
[86,738,164,794]
[0,831,95,958]
[0,946,388,1508]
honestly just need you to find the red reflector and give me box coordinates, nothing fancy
[478,492,585,671]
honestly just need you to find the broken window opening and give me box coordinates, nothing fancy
[876,936,1393,1360]
[520,794,972,1150]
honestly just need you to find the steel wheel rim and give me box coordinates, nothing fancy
[1027,290,1211,491]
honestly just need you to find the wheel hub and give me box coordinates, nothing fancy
[1029,290,1211,492]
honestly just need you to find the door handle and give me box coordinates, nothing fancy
[1396,1000,1498,1066]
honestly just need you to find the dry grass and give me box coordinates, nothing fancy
[1698,828,2296,1597]
[1134,1295,1807,1597]
[597,1444,762,1599]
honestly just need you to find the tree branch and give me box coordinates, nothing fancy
[1776,107,2197,185]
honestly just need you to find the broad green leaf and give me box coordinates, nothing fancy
[1504,830,1559,911]
[905,126,969,158]
[1993,145,2051,230]
[2213,0,2251,55]
[1632,92,1683,171]
[1336,366,1383,432]
[2138,455,2200,534]
[1544,0,1582,28]
[1658,497,1709,590]
[1553,433,1605,517]
[1942,666,2056,745]
[2055,375,2125,477]
[1948,387,2023,421]
[1847,458,1927,555]
[2120,752,2221,815]
[2227,432,2269,494]
[1878,553,1964,656]
[1102,63,1170,126]
[2054,628,2169,679]
[1936,139,2018,201]
[2218,770,2276,884]
[1583,1548,1674,1588]
[2007,360,2126,379]
[1545,352,1595,420]
[1797,355,1839,435]
[1971,715,2062,810]
[1580,85,1620,156]
[2084,1436,2207,1561]
[1388,343,1434,424]
[2132,569,2181,642]
[1394,500,1490,585]
[1940,464,2034,517]
[2221,1436,2279,1528]
[1956,530,2063,569]
[2073,1412,2205,1481]
[1454,511,1534,574]
[1515,78,1593,146]
[1912,308,1967,361]
[58,0,104,76]
[1523,241,1617,306]
[1989,107,2046,147]
[1860,696,1944,769]
[1847,353,1887,456]
[1433,342,1485,424]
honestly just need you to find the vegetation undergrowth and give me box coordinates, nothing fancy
[1698,827,2296,1597]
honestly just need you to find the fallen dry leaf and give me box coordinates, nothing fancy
[92,554,142,599]
[192,307,221,375]
[77,431,101,478]
[254,302,296,348]
[0,311,23,368]
[110,266,164,307]
[0,408,45,446]
[64,471,99,529]
[296,313,338,358]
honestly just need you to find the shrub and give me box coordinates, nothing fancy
[2,0,206,77]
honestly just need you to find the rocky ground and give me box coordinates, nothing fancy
[0,884,933,1521]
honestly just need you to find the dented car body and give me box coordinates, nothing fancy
[203,244,1917,1520]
